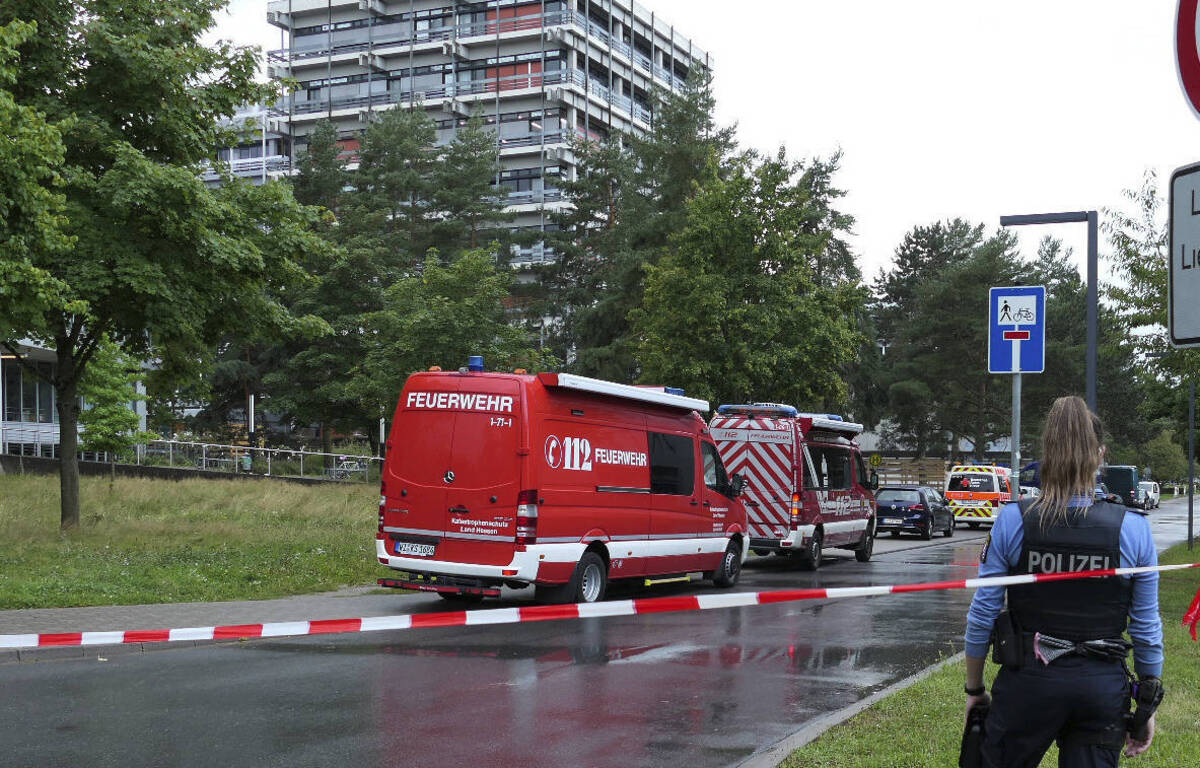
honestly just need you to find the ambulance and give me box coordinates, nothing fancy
[708,404,878,570]
[944,464,1014,528]
[376,362,749,604]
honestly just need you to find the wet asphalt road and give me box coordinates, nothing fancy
[1,504,1191,768]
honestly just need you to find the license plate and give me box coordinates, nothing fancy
[883,518,902,525]
[395,541,436,557]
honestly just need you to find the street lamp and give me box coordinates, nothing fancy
[1000,211,1099,412]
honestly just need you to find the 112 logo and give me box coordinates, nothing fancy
[545,435,593,471]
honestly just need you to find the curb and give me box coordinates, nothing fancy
[736,651,966,768]
[1,638,245,666]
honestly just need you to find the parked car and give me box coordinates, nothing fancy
[1136,480,1160,510]
[875,485,954,540]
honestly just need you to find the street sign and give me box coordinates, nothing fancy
[869,453,882,468]
[1177,1,1200,121]
[988,286,1046,374]
[1169,162,1200,348]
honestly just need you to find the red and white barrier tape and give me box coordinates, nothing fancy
[3,563,1198,651]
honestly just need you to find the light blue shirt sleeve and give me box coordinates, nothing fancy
[1121,511,1163,678]
[964,502,1024,659]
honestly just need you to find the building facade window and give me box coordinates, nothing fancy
[2,359,57,423]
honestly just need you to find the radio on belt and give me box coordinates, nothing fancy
[376,365,749,604]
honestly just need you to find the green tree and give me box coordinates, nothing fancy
[0,0,329,529]
[291,119,346,213]
[342,107,438,271]
[875,220,990,455]
[1141,429,1188,482]
[79,337,151,480]
[632,150,863,407]
[431,112,511,251]
[0,20,74,340]
[265,111,430,453]
[356,251,556,413]
[544,135,638,369]
[552,69,735,383]
[1105,172,1200,439]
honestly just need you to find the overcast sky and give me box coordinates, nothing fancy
[211,0,1199,282]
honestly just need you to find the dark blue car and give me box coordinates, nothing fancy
[875,485,954,540]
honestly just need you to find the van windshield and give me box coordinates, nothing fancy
[948,473,996,493]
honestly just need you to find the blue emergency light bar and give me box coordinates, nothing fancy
[717,404,800,418]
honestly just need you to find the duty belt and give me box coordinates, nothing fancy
[1030,632,1132,665]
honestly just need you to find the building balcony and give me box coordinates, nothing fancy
[200,155,293,182]
[268,8,688,92]
[509,244,557,267]
[505,189,564,205]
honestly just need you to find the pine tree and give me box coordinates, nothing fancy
[291,119,346,213]
[430,112,512,252]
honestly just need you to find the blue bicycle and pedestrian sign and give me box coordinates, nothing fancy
[988,286,1046,374]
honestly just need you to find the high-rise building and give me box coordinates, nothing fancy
[208,0,710,267]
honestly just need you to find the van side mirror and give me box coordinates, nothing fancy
[730,473,747,497]
[869,471,880,491]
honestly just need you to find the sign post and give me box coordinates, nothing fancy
[990,286,1046,475]
[1169,163,1200,549]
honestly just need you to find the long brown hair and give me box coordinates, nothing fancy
[1033,396,1102,525]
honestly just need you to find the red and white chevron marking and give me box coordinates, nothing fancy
[3,563,1196,651]
[713,416,794,538]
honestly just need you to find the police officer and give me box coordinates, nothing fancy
[963,396,1163,767]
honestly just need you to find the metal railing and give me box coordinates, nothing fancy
[268,9,687,93]
[281,68,653,127]
[135,440,383,483]
[1,430,383,484]
[199,155,293,180]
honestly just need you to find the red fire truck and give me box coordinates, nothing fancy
[376,363,749,603]
[709,404,878,569]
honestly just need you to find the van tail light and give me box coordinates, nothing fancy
[516,489,539,545]
[789,493,802,531]
[377,480,387,541]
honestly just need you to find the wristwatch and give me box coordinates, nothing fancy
[965,684,986,696]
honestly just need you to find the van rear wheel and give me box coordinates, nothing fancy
[799,532,822,571]
[538,551,608,604]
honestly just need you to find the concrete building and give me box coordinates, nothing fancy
[1,343,62,456]
[211,0,710,267]
[2,342,148,458]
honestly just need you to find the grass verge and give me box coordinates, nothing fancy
[781,543,1200,767]
[0,474,381,609]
